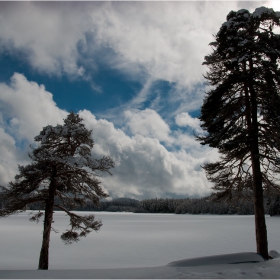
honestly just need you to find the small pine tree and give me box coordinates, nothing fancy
[0,112,114,270]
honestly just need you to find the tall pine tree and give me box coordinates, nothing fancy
[198,7,280,259]
[0,112,114,269]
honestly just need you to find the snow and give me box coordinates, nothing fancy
[1,252,280,279]
[167,252,265,267]
[238,40,250,47]
[0,212,279,278]
[222,21,231,28]
[236,9,249,16]
[238,54,250,63]
[253,7,274,18]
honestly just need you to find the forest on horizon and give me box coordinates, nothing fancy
[24,195,280,216]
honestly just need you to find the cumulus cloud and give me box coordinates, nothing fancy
[1,0,251,197]
[81,109,214,199]
[0,2,264,87]
[88,1,241,88]
[0,74,215,198]
[0,1,270,125]
[124,109,171,143]
[0,73,67,143]
[0,2,88,77]
[0,127,19,184]
[175,112,202,134]
[0,73,67,184]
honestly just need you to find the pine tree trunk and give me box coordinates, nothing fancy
[248,59,269,259]
[38,171,56,270]
[250,141,269,259]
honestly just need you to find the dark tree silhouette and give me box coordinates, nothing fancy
[198,7,280,259]
[0,112,114,269]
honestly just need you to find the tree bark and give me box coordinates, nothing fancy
[248,59,269,260]
[38,169,56,270]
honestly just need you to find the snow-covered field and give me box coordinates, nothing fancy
[0,211,279,278]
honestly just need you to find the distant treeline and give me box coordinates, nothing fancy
[76,197,141,213]
[139,197,253,215]
[139,195,280,216]
[2,195,280,216]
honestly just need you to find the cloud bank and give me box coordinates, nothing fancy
[0,74,217,199]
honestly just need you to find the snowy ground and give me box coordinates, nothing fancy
[1,251,280,279]
[0,211,279,278]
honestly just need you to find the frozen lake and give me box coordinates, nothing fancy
[0,211,279,270]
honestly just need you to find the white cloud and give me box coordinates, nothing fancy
[0,73,67,185]
[0,1,266,86]
[124,109,171,143]
[87,1,266,89]
[1,0,255,198]
[0,74,215,197]
[0,2,94,77]
[175,112,202,134]
[0,73,67,143]
[0,1,270,128]
[0,127,19,184]
[80,109,215,199]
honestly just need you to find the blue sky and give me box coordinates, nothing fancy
[0,1,276,200]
